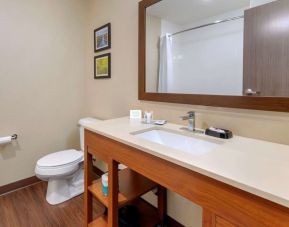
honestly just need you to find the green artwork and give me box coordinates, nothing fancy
[96,57,108,76]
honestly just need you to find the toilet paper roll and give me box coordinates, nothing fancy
[0,136,12,145]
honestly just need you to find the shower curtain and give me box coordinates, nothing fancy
[158,33,173,93]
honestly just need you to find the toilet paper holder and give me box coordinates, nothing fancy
[0,134,18,140]
[0,134,18,145]
[11,134,18,140]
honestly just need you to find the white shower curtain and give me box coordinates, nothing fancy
[158,33,173,93]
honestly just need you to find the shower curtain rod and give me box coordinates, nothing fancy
[169,15,244,37]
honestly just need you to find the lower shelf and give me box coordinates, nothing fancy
[88,215,107,227]
[88,199,161,227]
[88,168,157,208]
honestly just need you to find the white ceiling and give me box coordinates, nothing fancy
[147,0,250,25]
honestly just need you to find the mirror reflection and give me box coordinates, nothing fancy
[145,0,276,96]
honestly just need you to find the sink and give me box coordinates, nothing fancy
[132,128,222,156]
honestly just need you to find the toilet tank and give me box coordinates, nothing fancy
[78,118,102,151]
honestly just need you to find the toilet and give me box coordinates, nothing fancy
[35,118,101,205]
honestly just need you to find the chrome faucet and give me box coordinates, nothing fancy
[180,111,195,131]
[180,111,203,133]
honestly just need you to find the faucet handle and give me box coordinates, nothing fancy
[187,111,195,117]
[180,111,195,120]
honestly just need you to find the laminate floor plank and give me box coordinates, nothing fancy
[0,182,105,227]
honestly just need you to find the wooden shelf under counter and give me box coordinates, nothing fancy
[88,199,161,227]
[88,168,157,208]
[88,215,107,227]
[85,130,168,227]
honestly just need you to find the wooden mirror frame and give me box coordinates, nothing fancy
[138,0,289,112]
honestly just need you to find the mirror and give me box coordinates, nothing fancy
[145,0,282,97]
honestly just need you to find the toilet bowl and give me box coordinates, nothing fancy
[35,118,101,205]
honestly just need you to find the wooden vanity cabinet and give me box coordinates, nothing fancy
[215,217,237,227]
[84,130,289,227]
[84,131,166,227]
[203,210,238,227]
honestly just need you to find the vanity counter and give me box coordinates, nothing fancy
[84,117,289,209]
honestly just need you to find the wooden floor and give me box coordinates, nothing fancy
[0,182,105,227]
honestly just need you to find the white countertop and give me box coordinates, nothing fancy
[84,117,289,208]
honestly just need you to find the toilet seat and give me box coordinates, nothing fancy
[37,149,83,168]
[35,150,83,178]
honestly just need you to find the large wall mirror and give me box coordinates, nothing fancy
[139,0,289,112]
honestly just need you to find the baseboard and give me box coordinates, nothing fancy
[0,176,41,196]
[0,166,104,196]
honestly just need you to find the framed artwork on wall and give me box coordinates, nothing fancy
[94,23,111,52]
[94,53,111,79]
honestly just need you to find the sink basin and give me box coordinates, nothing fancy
[132,128,221,156]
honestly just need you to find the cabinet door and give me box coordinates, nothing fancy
[203,210,238,227]
[243,0,289,97]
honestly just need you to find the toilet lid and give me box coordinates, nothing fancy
[37,149,83,167]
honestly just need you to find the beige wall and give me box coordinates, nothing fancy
[0,0,87,186]
[85,0,289,226]
[84,0,139,120]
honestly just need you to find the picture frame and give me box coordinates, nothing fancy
[94,23,111,52]
[94,53,111,79]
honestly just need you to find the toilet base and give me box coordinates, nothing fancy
[46,167,84,205]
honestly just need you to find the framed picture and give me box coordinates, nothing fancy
[94,23,111,52]
[94,53,111,79]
